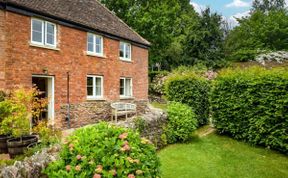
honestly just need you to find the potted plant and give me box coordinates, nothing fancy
[0,88,43,158]
[0,91,12,154]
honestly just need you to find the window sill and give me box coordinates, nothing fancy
[119,58,133,63]
[30,42,59,51]
[87,97,106,101]
[120,96,134,100]
[86,52,107,59]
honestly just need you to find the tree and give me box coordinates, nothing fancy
[184,8,226,68]
[100,0,226,70]
[252,0,286,12]
[225,10,288,61]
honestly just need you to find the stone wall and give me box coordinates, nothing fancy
[0,145,60,178]
[115,105,168,149]
[57,100,149,129]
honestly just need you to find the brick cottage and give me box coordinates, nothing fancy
[0,0,150,128]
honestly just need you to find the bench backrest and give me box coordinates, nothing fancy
[111,102,136,111]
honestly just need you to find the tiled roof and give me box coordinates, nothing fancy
[0,0,150,46]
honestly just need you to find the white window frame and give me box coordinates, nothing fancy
[87,33,104,56]
[119,42,132,61]
[120,77,133,98]
[87,75,104,100]
[31,18,57,47]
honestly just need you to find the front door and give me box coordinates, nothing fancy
[32,75,55,125]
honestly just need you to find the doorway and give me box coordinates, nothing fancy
[32,75,55,125]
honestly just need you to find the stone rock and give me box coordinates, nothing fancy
[0,145,60,178]
[115,105,168,149]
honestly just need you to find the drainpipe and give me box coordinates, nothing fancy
[67,72,71,129]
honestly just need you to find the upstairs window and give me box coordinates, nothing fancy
[87,33,104,56]
[31,18,57,47]
[87,75,104,99]
[119,42,131,61]
[120,78,132,97]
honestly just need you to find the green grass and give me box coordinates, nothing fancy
[158,133,288,178]
[151,102,167,110]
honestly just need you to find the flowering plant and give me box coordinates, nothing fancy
[44,122,161,178]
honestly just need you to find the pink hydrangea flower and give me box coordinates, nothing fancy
[109,169,117,176]
[93,174,102,178]
[95,165,103,173]
[76,155,82,160]
[65,165,71,172]
[119,132,128,140]
[123,144,130,151]
[75,165,81,171]
[128,174,135,178]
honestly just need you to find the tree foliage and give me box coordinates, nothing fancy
[252,0,286,12]
[100,0,226,70]
[225,0,288,61]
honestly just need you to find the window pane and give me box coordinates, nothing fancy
[120,42,125,57]
[32,31,42,43]
[96,44,101,54]
[95,77,102,96]
[87,87,93,96]
[87,77,93,86]
[46,23,55,45]
[32,20,43,43]
[95,36,102,54]
[87,34,94,52]
[46,34,54,45]
[120,79,125,95]
[47,23,55,34]
[125,79,132,96]
[125,44,131,59]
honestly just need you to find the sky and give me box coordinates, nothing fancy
[190,0,252,26]
[191,0,288,26]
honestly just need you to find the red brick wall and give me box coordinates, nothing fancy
[2,11,149,127]
[0,10,6,90]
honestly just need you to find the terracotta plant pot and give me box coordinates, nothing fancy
[0,135,11,154]
[7,135,38,158]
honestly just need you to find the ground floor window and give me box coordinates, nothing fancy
[87,75,103,99]
[120,78,132,97]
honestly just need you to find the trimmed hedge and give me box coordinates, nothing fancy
[211,67,288,154]
[164,72,210,125]
[165,102,198,143]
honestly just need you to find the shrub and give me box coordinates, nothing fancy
[164,72,210,125]
[44,122,161,178]
[229,49,263,62]
[32,121,62,146]
[0,87,48,137]
[165,102,198,144]
[149,71,169,96]
[0,90,6,102]
[149,71,169,82]
[211,67,288,154]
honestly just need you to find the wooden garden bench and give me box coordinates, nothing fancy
[111,102,137,122]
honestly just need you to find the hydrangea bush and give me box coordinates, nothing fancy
[44,122,161,178]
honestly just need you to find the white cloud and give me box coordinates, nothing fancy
[225,0,250,8]
[190,2,205,14]
[228,11,250,27]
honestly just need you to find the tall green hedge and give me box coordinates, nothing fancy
[164,73,210,125]
[211,67,288,154]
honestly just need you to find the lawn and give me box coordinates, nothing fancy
[158,132,288,178]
